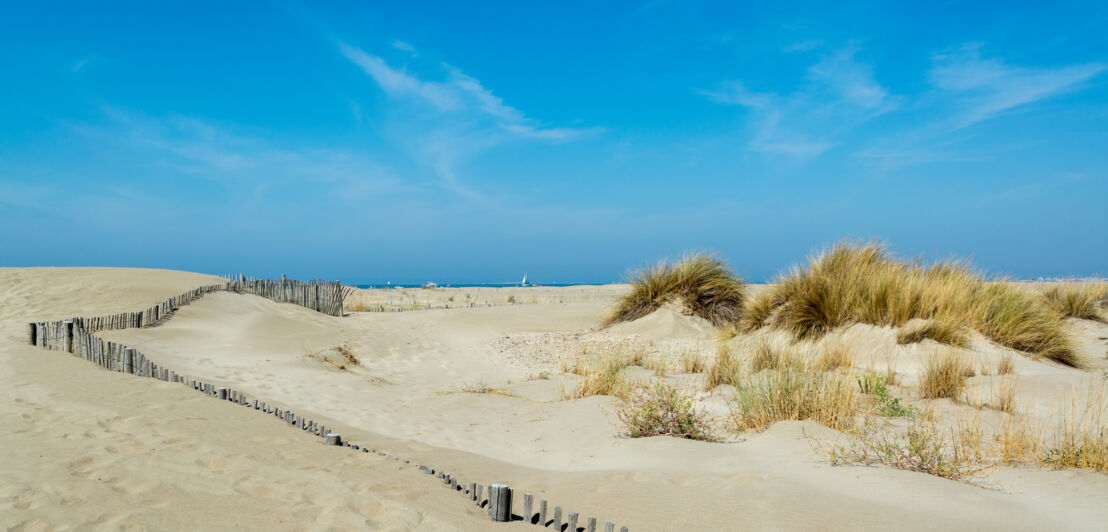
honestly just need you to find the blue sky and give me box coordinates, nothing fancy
[2,1,1106,283]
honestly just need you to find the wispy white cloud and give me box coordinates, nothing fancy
[391,39,417,56]
[808,46,897,111]
[783,39,823,53]
[928,44,1105,129]
[705,46,896,159]
[337,40,601,192]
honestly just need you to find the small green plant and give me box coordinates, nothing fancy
[507,294,516,304]
[615,381,717,441]
[856,374,916,418]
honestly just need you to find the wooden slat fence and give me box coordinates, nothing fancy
[25,276,628,530]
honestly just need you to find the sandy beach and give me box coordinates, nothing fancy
[3,267,1107,531]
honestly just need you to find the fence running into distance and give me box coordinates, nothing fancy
[26,276,629,531]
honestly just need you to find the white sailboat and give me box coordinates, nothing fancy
[520,273,531,287]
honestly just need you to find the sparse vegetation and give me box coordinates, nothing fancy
[996,353,1016,375]
[306,344,359,370]
[750,340,795,372]
[747,241,1080,366]
[706,342,741,389]
[827,420,977,481]
[680,349,706,374]
[731,366,860,431]
[605,252,745,327]
[616,381,717,441]
[919,350,971,400]
[567,348,633,398]
[856,374,916,418]
[815,341,855,371]
[1041,284,1107,322]
[896,319,970,348]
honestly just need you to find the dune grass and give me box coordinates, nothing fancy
[616,381,718,441]
[815,340,855,371]
[605,252,745,327]
[680,349,706,374]
[896,319,970,348]
[706,342,741,389]
[569,351,631,398]
[746,241,1080,366]
[920,350,972,400]
[731,365,860,432]
[1041,284,1107,322]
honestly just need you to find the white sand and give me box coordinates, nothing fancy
[3,268,1107,530]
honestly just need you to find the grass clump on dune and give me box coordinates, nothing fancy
[605,252,745,327]
[1041,284,1107,322]
[920,350,971,400]
[897,319,970,348]
[747,241,1080,366]
[616,381,718,441]
[706,342,742,389]
[731,365,860,432]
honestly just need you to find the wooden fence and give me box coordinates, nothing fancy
[26,277,628,531]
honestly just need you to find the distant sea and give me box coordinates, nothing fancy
[349,282,608,289]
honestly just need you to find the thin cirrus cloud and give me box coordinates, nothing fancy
[337,41,601,194]
[856,45,1105,167]
[704,46,896,158]
[928,44,1105,130]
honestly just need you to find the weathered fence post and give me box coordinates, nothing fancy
[568,512,578,531]
[63,320,74,353]
[523,493,533,524]
[539,500,548,526]
[324,433,342,446]
[28,323,37,346]
[122,348,135,374]
[488,484,512,522]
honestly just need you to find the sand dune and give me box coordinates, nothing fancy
[3,267,1108,531]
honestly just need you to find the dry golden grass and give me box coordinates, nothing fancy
[605,252,746,327]
[731,365,860,432]
[750,340,797,372]
[969,376,1018,414]
[739,289,779,332]
[680,349,706,374]
[1045,381,1108,471]
[748,241,1080,366]
[642,355,669,378]
[566,347,634,398]
[996,353,1016,375]
[896,319,970,348]
[920,350,971,400]
[1041,283,1108,322]
[706,342,741,389]
[815,340,855,371]
[306,344,359,370]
